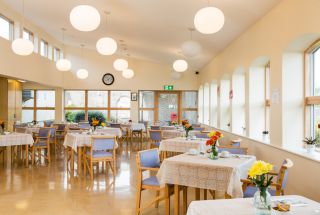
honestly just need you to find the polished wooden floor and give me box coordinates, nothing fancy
[0,144,204,215]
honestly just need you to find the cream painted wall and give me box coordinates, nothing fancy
[198,0,320,201]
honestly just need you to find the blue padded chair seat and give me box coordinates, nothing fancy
[243,186,276,198]
[34,141,47,147]
[152,142,160,147]
[86,151,112,158]
[143,176,160,186]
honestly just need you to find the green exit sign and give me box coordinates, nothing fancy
[164,85,174,90]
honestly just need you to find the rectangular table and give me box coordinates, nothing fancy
[187,195,320,215]
[0,133,34,167]
[159,137,208,153]
[157,153,256,215]
[63,133,118,174]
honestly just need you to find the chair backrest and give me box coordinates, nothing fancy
[195,132,208,139]
[161,126,175,130]
[137,149,160,169]
[192,123,201,128]
[139,121,149,130]
[53,124,66,131]
[150,126,160,130]
[15,127,27,133]
[38,128,51,138]
[48,127,56,137]
[218,146,248,155]
[277,159,293,191]
[110,123,121,128]
[91,136,115,151]
[149,130,162,141]
[193,127,204,131]
[44,121,54,127]
[231,139,242,147]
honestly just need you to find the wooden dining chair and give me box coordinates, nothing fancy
[119,125,130,146]
[195,132,209,139]
[150,126,160,130]
[192,127,205,131]
[31,128,51,165]
[149,130,162,148]
[54,124,66,144]
[83,136,117,180]
[241,159,293,197]
[136,149,179,215]
[218,146,248,155]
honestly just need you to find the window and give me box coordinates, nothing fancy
[198,86,204,124]
[48,44,53,60]
[22,90,55,123]
[306,41,320,139]
[265,62,270,133]
[23,28,34,42]
[139,91,155,124]
[210,82,218,127]
[182,91,198,124]
[64,90,131,123]
[40,39,48,57]
[53,47,61,62]
[0,14,13,40]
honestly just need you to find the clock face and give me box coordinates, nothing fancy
[102,73,114,85]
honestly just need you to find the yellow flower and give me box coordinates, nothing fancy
[248,160,273,179]
[101,122,106,127]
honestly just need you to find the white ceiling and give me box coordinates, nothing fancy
[2,0,281,70]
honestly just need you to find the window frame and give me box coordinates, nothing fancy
[64,90,131,122]
[40,39,48,57]
[305,39,320,138]
[53,47,61,62]
[0,14,14,40]
[23,28,34,42]
[22,89,56,122]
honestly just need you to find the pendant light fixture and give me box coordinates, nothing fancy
[113,42,128,71]
[181,27,202,57]
[194,1,225,35]
[70,5,101,32]
[76,44,89,79]
[11,0,34,56]
[96,12,117,56]
[122,68,134,79]
[56,28,72,71]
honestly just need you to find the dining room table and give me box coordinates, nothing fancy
[186,195,320,215]
[0,132,34,167]
[159,137,209,154]
[95,127,122,137]
[157,153,256,215]
[63,132,119,175]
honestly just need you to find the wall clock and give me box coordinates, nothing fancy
[102,73,114,85]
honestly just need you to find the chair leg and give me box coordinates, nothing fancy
[32,148,35,165]
[155,191,160,208]
[47,146,51,164]
[183,187,188,213]
[135,186,142,215]
[204,189,207,200]
[90,160,93,180]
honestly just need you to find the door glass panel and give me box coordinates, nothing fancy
[139,110,154,125]
[158,93,178,124]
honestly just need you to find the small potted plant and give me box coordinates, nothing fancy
[303,137,318,153]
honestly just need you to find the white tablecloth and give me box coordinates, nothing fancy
[162,130,184,139]
[157,153,256,198]
[159,137,208,153]
[161,126,177,130]
[0,133,34,146]
[96,127,122,137]
[63,133,119,152]
[187,195,320,215]
[121,123,146,131]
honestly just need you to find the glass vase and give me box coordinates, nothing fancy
[253,188,272,215]
[210,146,219,160]
[185,130,189,139]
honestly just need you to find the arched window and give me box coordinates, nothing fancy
[305,40,320,139]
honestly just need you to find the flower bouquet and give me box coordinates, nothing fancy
[206,130,223,159]
[248,160,274,215]
[90,118,100,131]
[183,120,193,139]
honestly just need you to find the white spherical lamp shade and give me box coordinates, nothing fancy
[96,37,117,55]
[70,5,101,32]
[11,38,34,56]
[171,72,182,80]
[113,58,128,71]
[56,59,72,71]
[194,7,225,34]
[173,60,188,72]
[122,69,134,79]
[181,40,202,57]
[76,69,89,79]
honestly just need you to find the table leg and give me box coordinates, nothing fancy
[77,147,82,175]
[25,145,29,167]
[71,149,74,171]
[165,184,170,215]
[195,188,200,200]
[174,184,180,215]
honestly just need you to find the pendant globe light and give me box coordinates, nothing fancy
[173,59,188,72]
[181,28,202,57]
[77,44,89,79]
[122,68,134,79]
[11,0,34,56]
[96,12,117,55]
[56,28,72,71]
[70,5,100,32]
[113,44,129,71]
[194,6,225,34]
